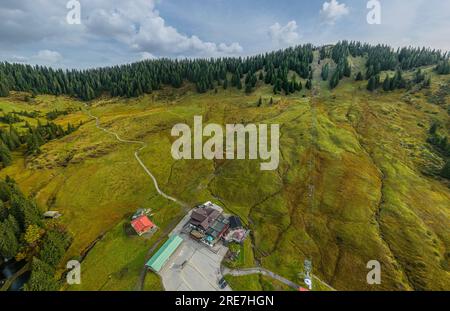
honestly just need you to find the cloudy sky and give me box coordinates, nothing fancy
[0,0,449,69]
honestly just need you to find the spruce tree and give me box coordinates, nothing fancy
[257,97,262,107]
[0,219,19,259]
[367,76,376,91]
[0,142,12,166]
[441,160,450,179]
[329,70,340,89]
[223,78,228,90]
[355,72,363,81]
[24,258,59,291]
[0,81,9,97]
[321,64,329,81]
[383,75,391,91]
[305,79,312,90]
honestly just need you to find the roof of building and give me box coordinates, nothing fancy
[43,211,62,218]
[146,235,183,272]
[131,215,155,235]
[190,207,221,230]
[229,216,243,229]
[202,201,223,213]
[206,215,229,240]
[190,230,204,240]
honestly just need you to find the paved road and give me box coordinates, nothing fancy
[222,267,301,290]
[222,267,335,291]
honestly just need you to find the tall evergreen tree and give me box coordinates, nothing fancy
[0,217,19,258]
[355,72,363,81]
[367,76,376,91]
[321,63,329,81]
[0,80,9,97]
[0,142,12,167]
[383,75,391,91]
[441,160,450,179]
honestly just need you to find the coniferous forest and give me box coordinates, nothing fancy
[0,41,448,101]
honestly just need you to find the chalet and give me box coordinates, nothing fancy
[188,202,229,247]
[131,215,156,236]
[43,211,62,219]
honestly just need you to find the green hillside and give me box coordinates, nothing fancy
[0,44,449,291]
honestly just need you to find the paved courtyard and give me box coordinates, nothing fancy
[159,232,231,291]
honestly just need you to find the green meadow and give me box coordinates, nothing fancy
[0,56,449,291]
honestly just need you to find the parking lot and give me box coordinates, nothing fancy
[159,232,231,291]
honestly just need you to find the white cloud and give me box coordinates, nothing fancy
[8,55,27,63]
[0,0,243,59]
[83,0,243,57]
[268,21,300,47]
[320,0,350,25]
[34,50,63,63]
[10,50,63,66]
[140,52,157,60]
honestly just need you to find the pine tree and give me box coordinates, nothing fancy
[0,201,7,221]
[0,217,19,259]
[0,81,9,97]
[441,160,450,179]
[305,79,312,90]
[383,75,391,91]
[9,126,21,147]
[24,258,59,291]
[259,72,264,81]
[355,72,363,81]
[26,133,41,156]
[367,76,376,91]
[329,70,340,89]
[321,64,329,81]
[236,78,242,90]
[343,59,351,77]
[39,229,70,268]
[0,142,12,167]
[435,60,450,75]
[257,97,262,107]
[429,122,439,135]
[223,78,228,90]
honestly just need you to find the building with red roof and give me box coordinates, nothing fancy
[131,215,156,236]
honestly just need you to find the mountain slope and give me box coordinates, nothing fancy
[0,47,449,291]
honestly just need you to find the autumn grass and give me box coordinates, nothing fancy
[0,67,449,291]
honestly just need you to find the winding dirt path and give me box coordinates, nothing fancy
[85,106,186,207]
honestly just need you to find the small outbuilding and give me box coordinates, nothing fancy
[229,216,243,230]
[131,215,156,236]
[43,211,62,219]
